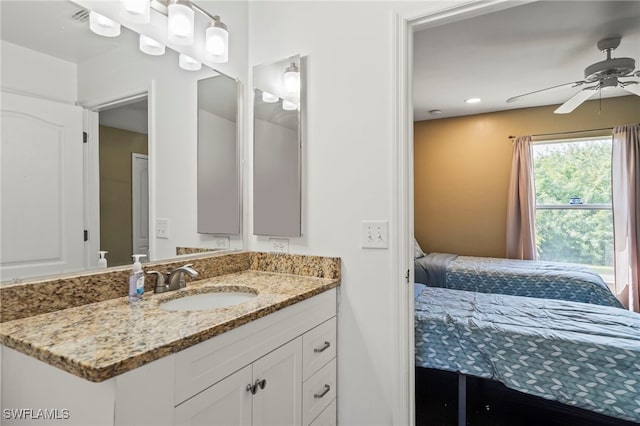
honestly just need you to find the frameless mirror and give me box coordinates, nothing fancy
[197,74,241,234]
[0,0,242,282]
[253,55,303,237]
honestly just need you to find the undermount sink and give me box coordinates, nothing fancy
[160,288,257,312]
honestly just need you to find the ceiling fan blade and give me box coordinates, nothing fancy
[506,81,586,103]
[554,86,599,114]
[622,82,640,96]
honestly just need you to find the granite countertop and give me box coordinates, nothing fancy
[0,270,339,383]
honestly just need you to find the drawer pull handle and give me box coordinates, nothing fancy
[314,341,331,353]
[314,384,331,399]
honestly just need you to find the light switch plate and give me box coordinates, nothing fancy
[361,220,388,249]
[156,218,169,239]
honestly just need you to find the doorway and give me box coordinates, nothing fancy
[392,1,534,424]
[87,96,150,268]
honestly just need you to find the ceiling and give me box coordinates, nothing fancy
[412,0,640,121]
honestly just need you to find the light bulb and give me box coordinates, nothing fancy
[168,0,194,45]
[179,54,201,71]
[283,62,300,95]
[89,11,121,37]
[205,16,228,63]
[139,35,165,56]
[262,92,279,103]
[282,100,298,111]
[121,0,150,24]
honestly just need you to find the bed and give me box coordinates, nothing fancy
[414,284,640,423]
[414,252,623,308]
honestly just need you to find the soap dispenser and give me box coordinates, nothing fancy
[129,254,147,303]
[98,251,108,268]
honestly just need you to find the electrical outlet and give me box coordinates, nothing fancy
[156,218,169,239]
[269,238,289,254]
[213,237,229,250]
[361,220,388,249]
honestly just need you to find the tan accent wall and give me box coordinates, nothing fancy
[414,96,640,258]
[99,126,148,267]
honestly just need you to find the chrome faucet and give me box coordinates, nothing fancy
[149,264,199,293]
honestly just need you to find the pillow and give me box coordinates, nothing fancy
[414,238,425,259]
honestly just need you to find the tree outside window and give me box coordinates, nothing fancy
[532,137,614,285]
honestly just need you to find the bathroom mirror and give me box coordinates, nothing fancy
[253,55,304,237]
[197,74,241,234]
[0,0,242,282]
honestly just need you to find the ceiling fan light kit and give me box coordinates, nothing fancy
[507,36,639,114]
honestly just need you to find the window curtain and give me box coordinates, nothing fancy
[506,135,536,260]
[612,123,640,312]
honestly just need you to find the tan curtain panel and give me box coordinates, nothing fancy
[612,123,640,312]
[506,135,536,260]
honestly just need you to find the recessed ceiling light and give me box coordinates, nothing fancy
[429,109,443,115]
[465,97,482,104]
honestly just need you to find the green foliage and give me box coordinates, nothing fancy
[533,139,613,267]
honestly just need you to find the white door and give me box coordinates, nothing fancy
[131,153,149,259]
[1,92,84,281]
[174,365,253,426]
[253,338,303,426]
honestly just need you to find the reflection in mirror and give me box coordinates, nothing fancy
[253,55,303,237]
[0,0,241,283]
[197,74,240,235]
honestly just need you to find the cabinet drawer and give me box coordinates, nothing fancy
[302,358,336,425]
[310,399,336,426]
[303,317,336,380]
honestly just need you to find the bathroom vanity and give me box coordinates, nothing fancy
[1,252,339,426]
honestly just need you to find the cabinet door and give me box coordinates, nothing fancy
[252,338,303,426]
[174,365,252,426]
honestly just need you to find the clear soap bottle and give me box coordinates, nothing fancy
[129,254,146,303]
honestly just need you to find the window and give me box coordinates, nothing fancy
[532,137,614,285]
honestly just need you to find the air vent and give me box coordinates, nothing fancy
[71,9,90,23]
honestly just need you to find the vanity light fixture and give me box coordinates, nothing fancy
[262,91,279,103]
[89,0,230,67]
[139,35,165,55]
[89,11,121,37]
[167,0,194,45]
[179,53,201,71]
[283,62,300,94]
[121,0,150,24]
[282,100,298,111]
[205,16,229,63]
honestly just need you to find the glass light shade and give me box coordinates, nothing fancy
[139,35,165,56]
[205,18,228,63]
[89,11,121,37]
[121,0,150,24]
[168,1,194,45]
[179,54,201,71]
[262,92,279,103]
[282,100,298,111]
[283,63,300,94]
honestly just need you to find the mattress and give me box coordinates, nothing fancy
[414,286,640,423]
[414,253,622,308]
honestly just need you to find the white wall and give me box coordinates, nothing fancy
[77,1,248,259]
[248,3,401,424]
[0,40,77,103]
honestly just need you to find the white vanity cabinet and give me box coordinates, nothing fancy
[1,289,337,426]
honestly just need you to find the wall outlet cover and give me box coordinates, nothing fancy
[269,238,289,254]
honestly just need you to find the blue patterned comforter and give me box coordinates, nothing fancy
[414,253,622,308]
[414,286,640,423]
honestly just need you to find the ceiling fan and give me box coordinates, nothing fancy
[506,37,640,114]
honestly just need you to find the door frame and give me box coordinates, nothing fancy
[391,1,538,424]
[132,153,149,259]
[81,84,155,268]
